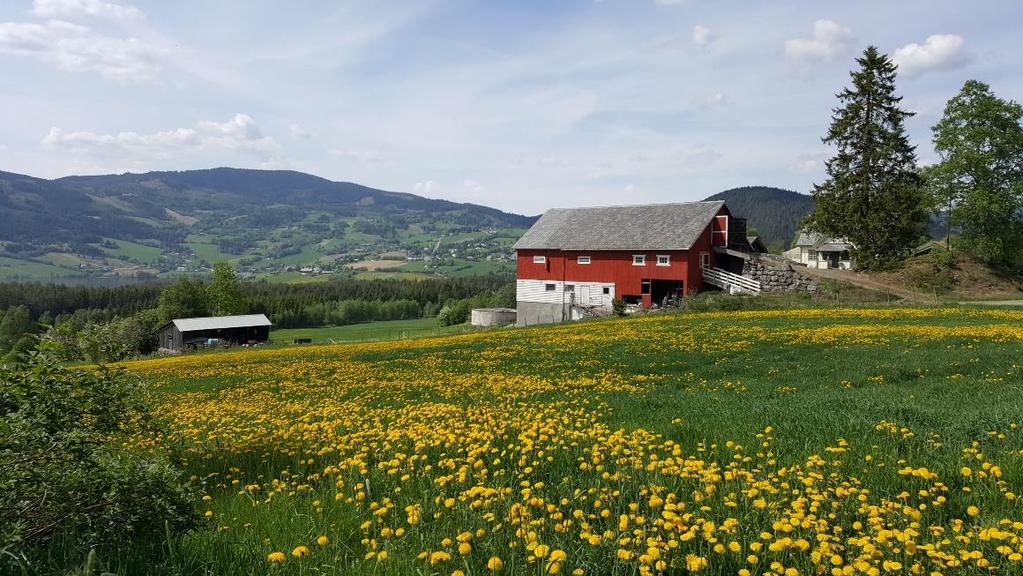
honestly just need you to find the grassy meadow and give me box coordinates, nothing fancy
[269,318,474,344]
[113,306,1023,575]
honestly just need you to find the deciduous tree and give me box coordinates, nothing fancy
[208,262,248,316]
[926,80,1023,267]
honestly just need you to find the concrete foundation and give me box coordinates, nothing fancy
[516,301,573,326]
[470,308,517,327]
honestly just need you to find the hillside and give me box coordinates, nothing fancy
[0,168,535,283]
[703,186,813,248]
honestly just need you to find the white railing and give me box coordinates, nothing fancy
[702,266,761,294]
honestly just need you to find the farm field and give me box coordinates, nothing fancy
[119,306,1023,575]
[269,318,474,344]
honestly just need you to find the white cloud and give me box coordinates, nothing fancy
[289,123,313,139]
[463,179,483,193]
[32,0,143,22]
[893,34,968,78]
[413,180,439,195]
[694,91,729,108]
[692,25,716,47]
[329,148,383,163]
[785,20,857,64]
[788,152,828,174]
[0,19,160,81]
[42,114,283,164]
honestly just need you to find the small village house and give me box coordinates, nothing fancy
[157,314,272,353]
[512,201,760,325]
[783,231,854,269]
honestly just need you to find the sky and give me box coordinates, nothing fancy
[1,1,1021,215]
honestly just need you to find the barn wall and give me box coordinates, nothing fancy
[517,249,690,306]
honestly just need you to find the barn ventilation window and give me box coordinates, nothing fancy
[533,255,547,264]
[632,255,646,266]
[656,255,670,266]
[545,283,556,291]
[564,284,575,292]
[641,280,651,295]
[577,255,591,264]
[602,287,610,295]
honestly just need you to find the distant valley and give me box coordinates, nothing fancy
[0,169,812,283]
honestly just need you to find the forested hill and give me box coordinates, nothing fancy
[0,168,535,282]
[703,186,814,248]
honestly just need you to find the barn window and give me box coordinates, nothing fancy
[545,283,556,291]
[602,287,610,295]
[700,252,710,268]
[564,284,575,292]
[641,280,651,295]
[656,255,670,266]
[577,255,591,264]
[533,255,547,264]
[632,254,646,266]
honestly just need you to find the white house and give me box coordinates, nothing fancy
[783,231,854,269]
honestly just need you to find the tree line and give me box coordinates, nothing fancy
[809,47,1023,271]
[0,267,514,362]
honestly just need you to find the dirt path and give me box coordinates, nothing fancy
[796,266,940,303]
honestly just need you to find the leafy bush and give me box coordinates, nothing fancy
[611,298,626,317]
[0,353,198,572]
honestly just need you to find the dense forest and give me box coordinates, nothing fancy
[702,186,814,249]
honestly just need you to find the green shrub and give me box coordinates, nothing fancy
[0,352,199,572]
[611,298,626,317]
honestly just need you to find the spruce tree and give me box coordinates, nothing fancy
[926,80,1023,267]
[808,46,928,270]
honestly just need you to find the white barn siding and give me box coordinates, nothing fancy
[516,279,615,307]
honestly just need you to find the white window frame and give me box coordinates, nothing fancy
[656,255,670,267]
[577,255,591,265]
[700,252,710,268]
[632,254,646,266]
[533,255,547,264]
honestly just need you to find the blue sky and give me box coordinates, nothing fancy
[1,0,1020,215]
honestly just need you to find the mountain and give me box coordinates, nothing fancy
[703,186,814,248]
[0,168,535,283]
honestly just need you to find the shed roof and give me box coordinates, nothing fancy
[513,201,726,251]
[166,314,272,333]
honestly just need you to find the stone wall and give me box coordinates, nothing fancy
[743,260,818,293]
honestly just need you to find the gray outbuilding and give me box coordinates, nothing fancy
[157,314,272,353]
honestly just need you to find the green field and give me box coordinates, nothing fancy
[0,256,82,281]
[100,239,163,264]
[87,307,1023,574]
[269,317,473,344]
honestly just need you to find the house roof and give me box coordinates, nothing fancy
[165,314,272,333]
[795,231,852,250]
[513,201,726,251]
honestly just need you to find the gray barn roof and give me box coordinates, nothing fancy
[167,314,272,333]
[513,201,726,251]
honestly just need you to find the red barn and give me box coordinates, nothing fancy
[513,201,755,325]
